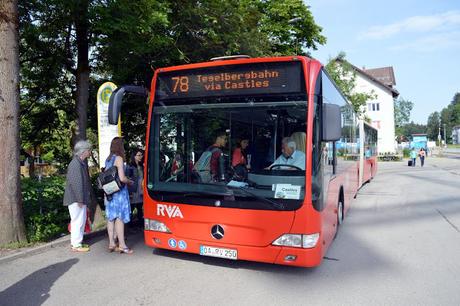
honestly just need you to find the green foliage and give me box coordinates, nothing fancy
[426,112,440,141]
[21,176,68,242]
[325,52,376,116]
[394,97,414,138]
[425,92,460,143]
[402,148,410,158]
[0,241,35,250]
[398,121,427,142]
[258,0,326,55]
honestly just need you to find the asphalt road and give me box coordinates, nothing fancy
[1,158,459,305]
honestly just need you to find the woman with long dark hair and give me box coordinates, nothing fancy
[232,137,250,181]
[128,148,144,227]
[105,137,134,254]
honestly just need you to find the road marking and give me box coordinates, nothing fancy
[436,209,460,233]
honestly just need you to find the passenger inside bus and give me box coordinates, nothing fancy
[231,137,250,181]
[193,131,228,183]
[290,131,306,153]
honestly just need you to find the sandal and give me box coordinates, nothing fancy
[71,245,90,252]
[108,245,117,253]
[119,247,133,254]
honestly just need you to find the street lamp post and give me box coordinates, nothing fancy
[288,17,302,55]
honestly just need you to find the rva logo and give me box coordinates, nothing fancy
[157,204,184,218]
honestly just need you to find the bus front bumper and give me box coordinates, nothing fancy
[144,230,323,267]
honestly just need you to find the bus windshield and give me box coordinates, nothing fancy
[148,61,307,211]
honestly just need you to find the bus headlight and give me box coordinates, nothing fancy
[302,233,320,248]
[272,233,319,249]
[144,218,171,233]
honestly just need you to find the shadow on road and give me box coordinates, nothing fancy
[0,258,78,306]
[151,247,320,275]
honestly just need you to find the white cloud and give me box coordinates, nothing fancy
[360,10,460,40]
[389,31,460,52]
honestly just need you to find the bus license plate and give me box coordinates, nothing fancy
[200,245,238,260]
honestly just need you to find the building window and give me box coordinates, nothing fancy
[368,103,380,112]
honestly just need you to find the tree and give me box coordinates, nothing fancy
[258,0,326,55]
[426,111,440,141]
[394,97,414,138]
[0,0,27,245]
[399,121,426,141]
[325,52,376,116]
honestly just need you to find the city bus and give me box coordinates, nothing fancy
[108,55,378,267]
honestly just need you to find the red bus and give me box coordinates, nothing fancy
[109,55,377,267]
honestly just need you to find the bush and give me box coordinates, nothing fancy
[402,148,410,158]
[22,176,68,242]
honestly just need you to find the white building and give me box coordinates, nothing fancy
[452,125,460,144]
[347,64,399,153]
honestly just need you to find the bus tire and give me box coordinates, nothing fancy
[337,200,344,226]
[334,196,344,239]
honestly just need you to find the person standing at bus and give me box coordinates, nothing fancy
[419,148,426,167]
[208,131,228,182]
[232,137,250,180]
[410,148,417,167]
[105,137,134,254]
[127,148,144,228]
[63,140,92,252]
[269,137,305,170]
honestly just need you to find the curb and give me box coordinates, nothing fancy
[0,228,107,265]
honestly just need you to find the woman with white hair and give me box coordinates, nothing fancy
[63,140,92,252]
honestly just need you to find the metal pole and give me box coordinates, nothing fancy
[438,125,441,147]
[443,124,446,147]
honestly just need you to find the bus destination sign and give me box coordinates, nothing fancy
[155,61,303,100]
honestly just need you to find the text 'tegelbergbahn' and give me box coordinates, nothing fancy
[109,56,378,267]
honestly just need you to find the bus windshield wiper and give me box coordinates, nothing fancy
[182,190,234,197]
[228,186,285,210]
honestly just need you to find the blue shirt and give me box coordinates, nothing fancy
[272,150,306,170]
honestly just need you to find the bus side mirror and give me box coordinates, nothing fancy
[322,103,341,141]
[108,85,149,125]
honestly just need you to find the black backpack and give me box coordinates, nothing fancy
[97,166,123,198]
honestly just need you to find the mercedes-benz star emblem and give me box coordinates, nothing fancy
[211,225,224,240]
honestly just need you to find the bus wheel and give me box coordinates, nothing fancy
[334,200,344,239]
[337,200,344,226]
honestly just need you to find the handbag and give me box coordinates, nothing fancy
[97,166,123,196]
[68,210,91,234]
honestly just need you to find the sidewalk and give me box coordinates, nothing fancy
[0,228,107,265]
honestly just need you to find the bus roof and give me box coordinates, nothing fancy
[154,56,319,73]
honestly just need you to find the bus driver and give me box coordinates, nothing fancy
[269,137,305,170]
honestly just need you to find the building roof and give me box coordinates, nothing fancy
[363,67,396,87]
[335,58,400,98]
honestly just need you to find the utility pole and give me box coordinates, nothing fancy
[437,126,441,147]
[443,123,447,147]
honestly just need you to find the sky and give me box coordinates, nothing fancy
[308,0,460,124]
